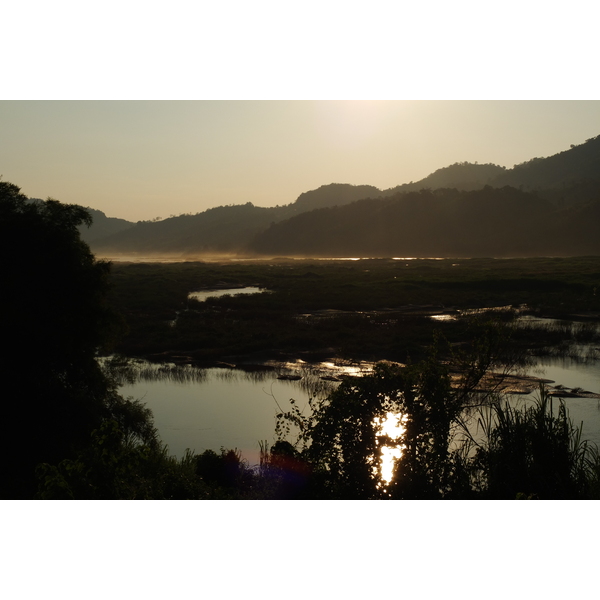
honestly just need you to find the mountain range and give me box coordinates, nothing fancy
[82,134,600,258]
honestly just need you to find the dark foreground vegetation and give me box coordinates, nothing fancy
[1,181,151,498]
[3,179,600,499]
[35,361,600,500]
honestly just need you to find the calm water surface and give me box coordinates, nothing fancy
[119,366,341,464]
[117,314,600,465]
[523,356,600,446]
[188,286,265,302]
[119,353,600,465]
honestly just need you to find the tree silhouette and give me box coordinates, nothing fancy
[0,180,132,497]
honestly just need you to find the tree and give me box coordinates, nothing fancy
[273,325,518,499]
[294,358,465,499]
[0,180,139,497]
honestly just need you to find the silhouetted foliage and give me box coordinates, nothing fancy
[0,180,136,497]
[465,386,599,499]
[273,360,600,500]
[257,440,312,499]
[279,345,475,499]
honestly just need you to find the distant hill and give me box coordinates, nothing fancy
[85,134,600,257]
[292,184,382,212]
[249,186,568,258]
[90,185,381,255]
[491,134,600,191]
[92,203,296,255]
[382,162,507,195]
[377,136,600,208]
[78,207,135,244]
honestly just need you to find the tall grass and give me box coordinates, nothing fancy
[460,385,599,498]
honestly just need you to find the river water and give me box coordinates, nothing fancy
[521,355,600,446]
[116,351,600,466]
[116,293,600,465]
[188,286,265,302]
[118,365,341,465]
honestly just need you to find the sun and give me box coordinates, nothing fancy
[313,100,389,149]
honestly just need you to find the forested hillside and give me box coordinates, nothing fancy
[292,183,382,212]
[78,207,135,243]
[382,162,507,195]
[90,185,380,255]
[249,186,582,257]
[87,134,600,257]
[491,134,600,191]
[93,203,294,255]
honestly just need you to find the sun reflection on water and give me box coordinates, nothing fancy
[373,411,407,486]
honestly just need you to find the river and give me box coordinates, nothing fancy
[118,363,344,464]
[115,350,600,467]
[114,293,600,467]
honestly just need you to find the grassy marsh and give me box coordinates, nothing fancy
[106,256,600,367]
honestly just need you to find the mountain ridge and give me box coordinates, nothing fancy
[82,134,600,257]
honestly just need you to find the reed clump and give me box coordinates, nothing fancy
[456,385,600,499]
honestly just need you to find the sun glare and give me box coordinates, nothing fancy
[314,101,387,149]
[373,411,407,486]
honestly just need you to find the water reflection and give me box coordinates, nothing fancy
[373,412,407,485]
[525,356,600,447]
[105,357,347,464]
[452,353,600,454]
[101,336,600,477]
[102,357,210,385]
[188,286,266,302]
[430,305,526,322]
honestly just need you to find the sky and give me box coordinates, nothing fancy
[3,3,599,222]
[2,100,600,222]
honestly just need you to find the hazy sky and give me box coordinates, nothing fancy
[2,101,599,222]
